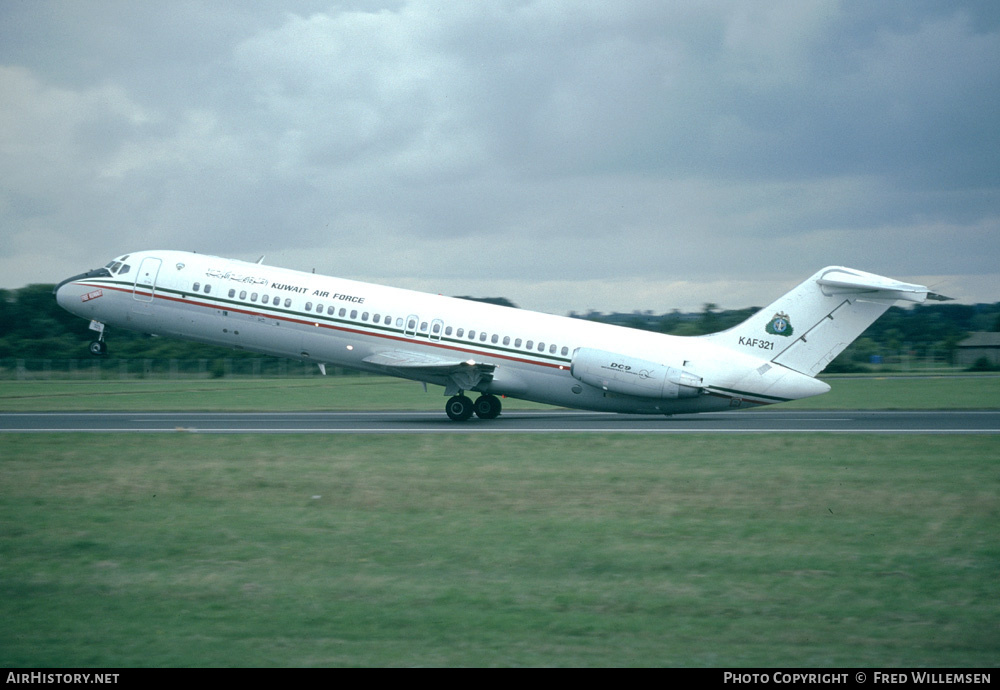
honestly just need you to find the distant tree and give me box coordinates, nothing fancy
[698,303,720,334]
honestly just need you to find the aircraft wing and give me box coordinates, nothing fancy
[362,350,496,395]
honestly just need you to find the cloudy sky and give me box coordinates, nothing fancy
[2,1,998,313]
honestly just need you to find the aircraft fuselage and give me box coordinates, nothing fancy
[55,250,854,418]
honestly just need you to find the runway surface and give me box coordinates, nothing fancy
[1,410,998,434]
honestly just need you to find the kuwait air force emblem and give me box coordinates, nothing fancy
[765,312,793,337]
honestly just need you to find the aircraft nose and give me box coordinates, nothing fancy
[54,277,74,308]
[54,276,83,314]
[53,267,112,314]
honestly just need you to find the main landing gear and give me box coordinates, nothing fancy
[445,393,502,421]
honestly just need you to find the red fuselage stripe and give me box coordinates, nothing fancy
[75,280,571,371]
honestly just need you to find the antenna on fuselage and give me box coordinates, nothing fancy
[256,255,265,265]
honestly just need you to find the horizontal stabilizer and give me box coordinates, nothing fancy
[816,268,939,303]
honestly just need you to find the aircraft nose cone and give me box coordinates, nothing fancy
[53,268,109,316]
[54,279,84,318]
[54,280,70,305]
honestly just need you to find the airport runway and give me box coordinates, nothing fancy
[1,410,998,434]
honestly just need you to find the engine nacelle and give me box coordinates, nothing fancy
[570,348,703,399]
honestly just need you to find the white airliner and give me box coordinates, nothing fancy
[54,250,946,420]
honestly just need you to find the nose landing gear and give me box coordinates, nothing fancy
[88,320,107,356]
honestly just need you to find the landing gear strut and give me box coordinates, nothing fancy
[445,393,502,421]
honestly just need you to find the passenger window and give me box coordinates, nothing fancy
[420,322,428,332]
[284,298,292,308]
[262,295,269,304]
[515,338,522,348]
[526,340,533,349]
[351,310,358,319]
[306,302,313,311]
[341,308,347,317]
[327,306,335,315]
[491,334,499,344]
[396,317,403,327]
[204,284,211,294]
[251,293,258,302]
[445,326,453,336]
[193,282,201,292]
[457,328,464,338]
[561,346,569,356]
[362,312,369,321]
[240,291,247,300]
[228,289,236,298]
[407,318,417,330]
[549,344,556,354]
[469,330,476,339]
[503,336,510,346]
[316,303,323,313]
[538,342,545,352]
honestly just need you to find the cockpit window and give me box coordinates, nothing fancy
[105,256,131,275]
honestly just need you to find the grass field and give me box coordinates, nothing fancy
[2,375,998,666]
[1,373,998,412]
[1,433,997,667]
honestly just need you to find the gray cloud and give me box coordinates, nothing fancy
[1,1,996,312]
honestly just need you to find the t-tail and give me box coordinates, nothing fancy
[700,266,950,377]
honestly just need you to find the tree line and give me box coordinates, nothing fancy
[3,283,998,371]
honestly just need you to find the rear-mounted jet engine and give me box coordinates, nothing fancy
[570,347,703,399]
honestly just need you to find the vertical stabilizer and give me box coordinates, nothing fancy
[699,267,939,376]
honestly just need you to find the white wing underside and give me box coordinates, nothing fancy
[362,350,496,396]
